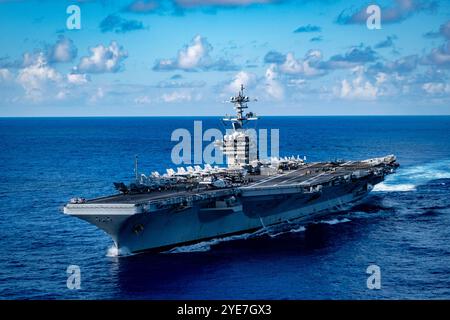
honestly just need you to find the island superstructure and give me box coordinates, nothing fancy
[64,85,399,254]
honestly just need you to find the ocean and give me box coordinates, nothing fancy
[0,116,449,299]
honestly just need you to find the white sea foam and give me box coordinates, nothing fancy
[268,226,306,238]
[106,245,132,257]
[290,226,307,233]
[165,242,214,253]
[165,225,307,253]
[373,183,417,192]
[164,232,255,254]
[316,218,351,225]
[373,159,450,192]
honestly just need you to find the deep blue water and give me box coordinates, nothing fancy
[0,116,450,299]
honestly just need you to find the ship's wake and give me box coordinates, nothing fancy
[267,225,306,238]
[164,216,357,253]
[164,218,356,253]
[314,218,351,225]
[163,229,267,253]
[373,183,416,192]
[373,159,450,192]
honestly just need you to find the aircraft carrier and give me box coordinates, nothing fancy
[63,85,399,254]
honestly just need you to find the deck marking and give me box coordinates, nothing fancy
[300,172,327,186]
[247,170,293,187]
[274,171,306,186]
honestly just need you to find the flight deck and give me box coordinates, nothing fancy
[81,158,394,206]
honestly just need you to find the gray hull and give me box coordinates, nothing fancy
[71,175,381,253]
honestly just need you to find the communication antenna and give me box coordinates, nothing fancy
[223,84,258,130]
[134,155,139,182]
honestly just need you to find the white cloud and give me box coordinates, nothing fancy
[155,59,177,70]
[336,67,378,100]
[161,91,195,103]
[375,72,388,85]
[67,73,89,85]
[48,36,77,63]
[422,82,450,95]
[176,0,278,7]
[20,36,77,66]
[225,67,283,101]
[287,78,306,87]
[125,0,159,13]
[0,68,13,82]
[76,41,128,73]
[280,53,302,74]
[154,35,212,71]
[337,0,437,25]
[279,50,325,77]
[226,70,257,93]
[134,95,152,105]
[154,35,237,71]
[89,87,105,103]
[22,52,42,67]
[56,90,68,100]
[423,42,450,68]
[265,64,284,100]
[17,53,62,101]
[178,35,212,69]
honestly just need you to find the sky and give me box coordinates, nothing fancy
[0,0,449,116]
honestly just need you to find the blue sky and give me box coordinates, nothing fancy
[0,0,449,116]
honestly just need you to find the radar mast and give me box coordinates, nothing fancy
[223,84,258,131]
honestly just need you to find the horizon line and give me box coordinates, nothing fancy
[1,114,450,118]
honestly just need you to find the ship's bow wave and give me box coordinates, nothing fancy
[373,159,450,192]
